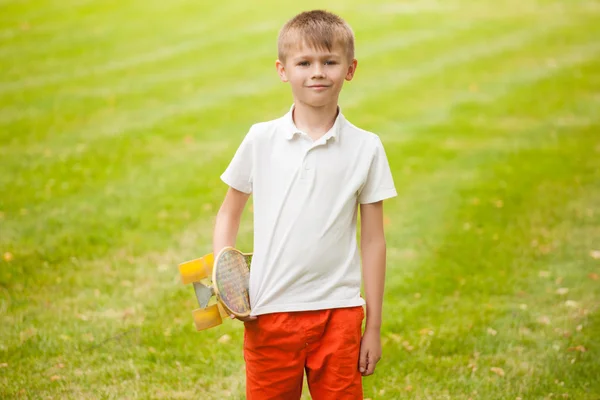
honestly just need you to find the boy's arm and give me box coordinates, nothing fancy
[359,200,387,376]
[213,187,250,257]
[213,187,256,322]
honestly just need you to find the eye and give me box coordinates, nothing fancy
[297,61,309,66]
[324,60,337,65]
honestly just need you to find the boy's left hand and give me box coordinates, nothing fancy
[230,314,257,322]
[359,328,382,376]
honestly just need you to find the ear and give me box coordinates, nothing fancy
[345,59,358,81]
[275,59,288,82]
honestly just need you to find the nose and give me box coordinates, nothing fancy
[311,64,325,79]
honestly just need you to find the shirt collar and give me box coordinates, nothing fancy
[283,104,344,142]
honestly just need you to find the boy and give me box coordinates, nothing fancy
[213,10,397,400]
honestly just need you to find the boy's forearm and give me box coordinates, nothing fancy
[212,208,242,255]
[361,237,386,331]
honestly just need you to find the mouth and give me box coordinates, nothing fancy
[307,85,330,89]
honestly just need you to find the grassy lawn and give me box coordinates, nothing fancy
[1,0,599,398]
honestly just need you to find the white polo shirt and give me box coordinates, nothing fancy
[221,105,397,316]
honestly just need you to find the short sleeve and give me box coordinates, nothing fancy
[358,136,397,204]
[220,127,254,194]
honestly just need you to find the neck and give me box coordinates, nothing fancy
[292,101,339,140]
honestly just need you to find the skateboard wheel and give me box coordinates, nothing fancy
[179,253,214,284]
[192,305,222,331]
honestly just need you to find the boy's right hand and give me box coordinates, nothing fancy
[231,314,257,322]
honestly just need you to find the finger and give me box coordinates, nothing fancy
[358,348,368,374]
[365,355,381,376]
[365,359,376,376]
[237,315,257,322]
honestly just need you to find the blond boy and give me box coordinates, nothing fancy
[213,10,397,399]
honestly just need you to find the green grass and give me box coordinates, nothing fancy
[1,0,599,398]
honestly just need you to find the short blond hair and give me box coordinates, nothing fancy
[278,10,355,63]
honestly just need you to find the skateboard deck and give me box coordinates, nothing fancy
[179,247,252,331]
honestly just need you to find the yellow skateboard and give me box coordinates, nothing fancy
[178,247,252,331]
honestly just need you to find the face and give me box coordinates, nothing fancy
[276,43,357,108]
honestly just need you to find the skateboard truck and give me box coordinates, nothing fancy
[179,248,252,331]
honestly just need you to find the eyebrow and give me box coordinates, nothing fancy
[292,52,342,60]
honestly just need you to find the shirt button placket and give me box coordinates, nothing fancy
[301,149,311,180]
[303,150,316,181]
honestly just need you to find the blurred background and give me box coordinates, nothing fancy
[1,0,599,398]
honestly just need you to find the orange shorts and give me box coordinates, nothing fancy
[243,306,364,400]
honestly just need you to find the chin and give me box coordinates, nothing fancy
[300,97,335,108]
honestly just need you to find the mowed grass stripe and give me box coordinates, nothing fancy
[0,138,230,269]
[4,54,596,314]
[0,15,509,144]
[0,33,589,270]
[32,128,600,398]
[384,112,599,291]
[379,101,599,296]
[3,107,592,400]
[13,16,585,150]
[0,12,275,93]
[369,42,600,143]
[0,2,258,77]
[5,5,580,140]
[1,17,536,204]
[0,21,465,145]
[380,57,600,320]
[0,1,233,57]
[358,14,600,124]
[67,21,476,100]
[2,41,595,336]
[2,36,597,269]
[0,0,479,68]
[0,16,580,198]
[1,57,596,282]
[0,20,469,128]
[374,57,600,322]
[367,59,600,397]
[0,0,97,30]
[0,0,359,90]
[377,130,600,398]
[75,72,600,400]
[345,16,595,108]
[0,2,444,79]
[1,42,589,315]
